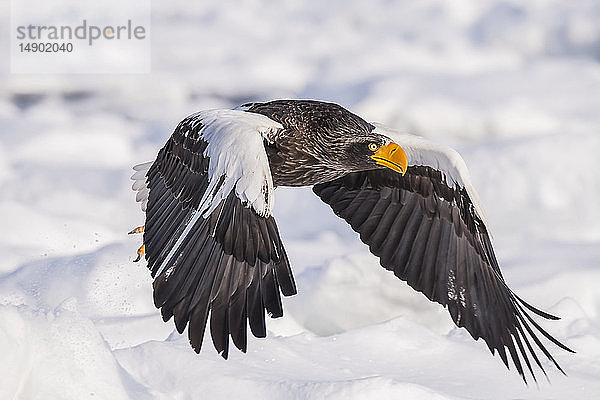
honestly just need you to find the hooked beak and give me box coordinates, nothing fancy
[371,142,408,175]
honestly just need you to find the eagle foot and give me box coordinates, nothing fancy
[128,225,145,234]
[133,244,145,262]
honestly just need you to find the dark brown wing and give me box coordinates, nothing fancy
[142,114,296,359]
[313,167,573,383]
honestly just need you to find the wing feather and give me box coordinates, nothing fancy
[133,110,296,358]
[247,264,267,338]
[313,142,573,382]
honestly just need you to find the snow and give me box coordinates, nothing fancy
[2,0,600,398]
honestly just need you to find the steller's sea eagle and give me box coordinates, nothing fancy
[130,99,572,383]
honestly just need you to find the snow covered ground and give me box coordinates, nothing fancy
[2,0,600,398]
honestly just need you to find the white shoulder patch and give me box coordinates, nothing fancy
[131,161,153,212]
[192,109,283,218]
[372,123,490,229]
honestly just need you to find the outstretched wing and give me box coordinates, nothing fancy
[133,110,296,358]
[313,128,573,383]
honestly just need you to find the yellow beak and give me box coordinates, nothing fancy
[371,142,408,175]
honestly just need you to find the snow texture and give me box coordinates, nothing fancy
[2,0,600,399]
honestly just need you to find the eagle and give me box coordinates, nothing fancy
[130,99,572,383]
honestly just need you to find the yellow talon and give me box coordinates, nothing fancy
[133,244,145,262]
[128,225,145,235]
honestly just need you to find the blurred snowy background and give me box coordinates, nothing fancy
[1,0,600,399]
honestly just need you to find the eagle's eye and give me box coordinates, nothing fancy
[368,143,379,152]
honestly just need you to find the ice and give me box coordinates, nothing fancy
[2,0,600,398]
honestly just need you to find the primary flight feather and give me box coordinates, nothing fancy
[131,99,572,383]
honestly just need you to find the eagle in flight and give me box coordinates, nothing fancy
[130,99,572,383]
